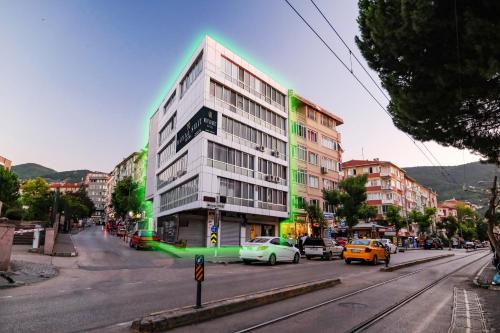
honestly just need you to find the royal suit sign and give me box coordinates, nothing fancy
[176,107,218,152]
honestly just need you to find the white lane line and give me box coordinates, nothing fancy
[463,289,471,333]
[115,321,132,327]
[85,287,92,290]
[0,295,13,299]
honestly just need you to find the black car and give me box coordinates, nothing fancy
[424,238,444,250]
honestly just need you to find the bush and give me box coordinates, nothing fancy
[5,207,24,220]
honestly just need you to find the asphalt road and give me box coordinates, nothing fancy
[0,226,488,333]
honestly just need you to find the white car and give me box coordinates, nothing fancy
[304,238,344,260]
[380,239,398,254]
[240,237,300,265]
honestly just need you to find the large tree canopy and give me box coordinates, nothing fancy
[356,0,500,162]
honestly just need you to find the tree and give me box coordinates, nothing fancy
[60,192,92,223]
[323,174,368,233]
[0,167,20,216]
[304,203,327,236]
[408,207,437,236]
[385,205,404,232]
[111,177,142,220]
[437,216,459,245]
[358,203,378,222]
[356,0,500,254]
[20,178,51,221]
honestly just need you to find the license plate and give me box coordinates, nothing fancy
[351,249,361,253]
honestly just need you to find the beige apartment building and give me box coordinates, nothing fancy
[282,92,343,238]
[342,160,437,235]
[0,155,12,171]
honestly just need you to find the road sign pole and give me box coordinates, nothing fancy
[196,281,202,308]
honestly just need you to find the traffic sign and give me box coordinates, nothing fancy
[210,232,217,244]
[195,255,204,282]
[327,227,332,239]
[211,225,218,233]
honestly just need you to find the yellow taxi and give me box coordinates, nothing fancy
[343,239,388,265]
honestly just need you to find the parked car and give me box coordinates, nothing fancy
[304,238,343,260]
[335,237,348,247]
[129,230,160,250]
[240,237,300,265]
[424,238,444,250]
[343,239,388,265]
[482,241,490,248]
[380,238,398,254]
[464,241,476,249]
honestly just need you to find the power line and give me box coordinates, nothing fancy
[285,0,459,185]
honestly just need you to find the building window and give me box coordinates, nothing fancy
[210,80,286,134]
[158,138,175,168]
[291,122,306,139]
[207,141,254,177]
[292,169,307,185]
[308,175,319,188]
[258,158,287,181]
[257,186,287,211]
[219,177,254,207]
[310,199,320,207]
[163,90,176,115]
[307,109,316,121]
[157,153,188,189]
[292,196,306,209]
[159,112,177,146]
[321,135,338,151]
[160,176,198,211]
[180,52,203,98]
[321,156,335,171]
[221,115,286,159]
[307,129,318,143]
[367,192,380,200]
[291,145,307,161]
[321,114,336,130]
[221,57,285,111]
[323,178,336,190]
[308,152,318,165]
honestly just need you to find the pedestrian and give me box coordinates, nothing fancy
[384,244,391,267]
[298,234,304,254]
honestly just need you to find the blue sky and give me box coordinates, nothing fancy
[0,0,479,172]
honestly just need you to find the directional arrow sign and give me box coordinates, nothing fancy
[210,232,217,244]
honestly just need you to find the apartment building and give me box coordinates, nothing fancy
[106,150,147,220]
[49,182,82,194]
[146,36,289,247]
[342,159,437,222]
[84,172,110,223]
[437,198,475,221]
[0,155,12,171]
[282,92,343,238]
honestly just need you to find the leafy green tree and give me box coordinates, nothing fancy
[323,174,368,233]
[437,216,459,245]
[0,167,20,216]
[111,177,142,220]
[20,178,52,221]
[304,202,327,236]
[356,0,500,254]
[476,219,489,241]
[409,207,437,236]
[358,203,378,222]
[60,192,92,223]
[385,205,404,232]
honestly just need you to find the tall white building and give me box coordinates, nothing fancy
[84,172,110,224]
[146,36,289,247]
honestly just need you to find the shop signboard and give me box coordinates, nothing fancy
[176,107,217,152]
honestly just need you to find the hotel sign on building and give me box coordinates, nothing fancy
[176,107,217,152]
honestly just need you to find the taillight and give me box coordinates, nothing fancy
[257,246,268,251]
[365,247,372,252]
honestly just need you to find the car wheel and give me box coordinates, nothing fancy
[372,255,378,265]
[129,241,133,248]
[243,259,251,265]
[268,254,277,266]
[306,256,312,260]
[345,259,351,264]
[293,253,300,264]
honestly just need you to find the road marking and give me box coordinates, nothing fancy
[85,287,92,290]
[115,321,132,327]
[464,290,471,333]
[0,295,13,299]
[450,287,487,333]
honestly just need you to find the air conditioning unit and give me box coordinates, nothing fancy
[177,170,186,177]
[167,177,175,183]
[273,176,281,183]
[321,167,328,174]
[271,150,280,158]
[265,175,274,182]
[172,176,177,181]
[256,145,265,152]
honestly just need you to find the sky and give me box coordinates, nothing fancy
[0,0,480,173]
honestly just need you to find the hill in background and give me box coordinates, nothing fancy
[404,161,498,209]
[12,163,94,183]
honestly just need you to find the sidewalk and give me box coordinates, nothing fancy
[0,259,58,289]
[474,262,499,290]
[52,233,78,257]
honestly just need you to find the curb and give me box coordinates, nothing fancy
[473,261,491,289]
[131,278,341,332]
[380,253,455,272]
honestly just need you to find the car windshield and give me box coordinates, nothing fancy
[249,238,269,243]
[304,238,324,246]
[381,239,388,244]
[350,240,371,245]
